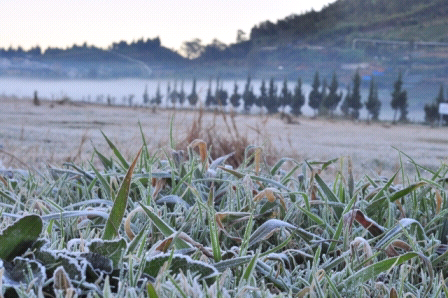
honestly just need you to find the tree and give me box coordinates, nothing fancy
[291,77,305,116]
[340,85,350,117]
[390,71,408,122]
[216,81,228,107]
[143,84,149,105]
[365,78,381,121]
[266,78,278,114]
[308,71,322,116]
[424,84,445,124]
[236,29,247,43]
[151,83,162,106]
[229,81,241,108]
[321,72,342,116]
[181,38,204,59]
[179,80,186,106]
[279,79,292,113]
[166,82,171,108]
[188,78,198,107]
[258,79,268,111]
[205,78,214,107]
[348,71,362,119]
[243,76,255,113]
[170,80,179,108]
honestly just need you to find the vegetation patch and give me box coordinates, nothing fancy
[0,130,447,297]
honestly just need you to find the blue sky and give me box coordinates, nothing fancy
[2,1,334,52]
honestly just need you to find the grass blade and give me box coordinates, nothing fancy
[101,130,130,169]
[102,148,141,240]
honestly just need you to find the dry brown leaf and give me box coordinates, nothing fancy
[435,190,443,215]
[344,209,385,237]
[390,239,411,252]
[125,206,147,241]
[0,175,7,187]
[189,139,208,170]
[53,266,76,298]
[350,237,373,266]
[389,287,398,298]
[253,188,286,210]
[154,238,173,253]
[395,200,406,219]
[152,178,166,199]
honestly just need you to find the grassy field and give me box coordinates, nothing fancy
[1,116,448,296]
[1,97,447,180]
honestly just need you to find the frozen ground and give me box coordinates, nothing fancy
[1,97,447,180]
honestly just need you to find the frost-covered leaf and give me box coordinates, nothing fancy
[34,250,85,280]
[87,238,127,268]
[0,215,42,261]
[1,257,46,287]
[249,219,296,248]
[143,253,218,281]
[156,195,191,209]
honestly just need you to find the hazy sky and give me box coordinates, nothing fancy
[2,1,334,52]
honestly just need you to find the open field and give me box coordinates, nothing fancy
[0,96,447,179]
[1,96,448,296]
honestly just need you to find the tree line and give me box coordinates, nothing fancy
[140,72,447,125]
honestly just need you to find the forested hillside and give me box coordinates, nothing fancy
[249,0,448,46]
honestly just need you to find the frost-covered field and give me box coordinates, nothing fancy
[0,97,446,178]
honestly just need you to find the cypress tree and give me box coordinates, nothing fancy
[322,72,342,116]
[243,76,255,113]
[259,79,268,111]
[179,80,186,106]
[170,80,179,108]
[151,83,162,106]
[216,81,228,107]
[424,84,445,124]
[279,78,292,113]
[187,78,198,107]
[166,81,171,108]
[205,78,214,107]
[349,71,362,119]
[340,85,350,117]
[291,77,305,116]
[230,81,241,108]
[266,78,278,114]
[308,71,322,116]
[365,78,381,121]
[143,84,149,105]
[390,71,408,122]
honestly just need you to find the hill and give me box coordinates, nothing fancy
[249,0,448,46]
[1,0,448,81]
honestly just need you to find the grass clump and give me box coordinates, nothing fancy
[0,129,447,297]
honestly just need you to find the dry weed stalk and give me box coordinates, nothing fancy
[182,108,250,168]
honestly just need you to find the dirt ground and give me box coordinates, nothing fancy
[1,97,447,180]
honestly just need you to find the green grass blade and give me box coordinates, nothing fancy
[389,181,427,202]
[374,218,426,250]
[338,252,419,291]
[138,203,190,249]
[315,174,339,203]
[89,161,111,199]
[101,130,130,169]
[102,148,141,240]
[208,209,222,262]
[94,147,113,170]
[328,193,358,252]
[242,250,260,281]
[147,282,159,298]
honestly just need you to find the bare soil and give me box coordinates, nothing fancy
[1,97,447,179]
